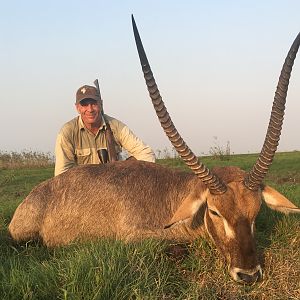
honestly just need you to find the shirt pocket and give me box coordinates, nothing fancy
[75,148,91,165]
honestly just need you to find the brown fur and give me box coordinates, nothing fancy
[8,160,300,283]
[9,161,200,246]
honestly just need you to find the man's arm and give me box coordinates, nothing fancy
[117,124,156,163]
[54,130,77,176]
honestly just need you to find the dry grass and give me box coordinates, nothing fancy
[177,218,300,300]
[0,150,54,169]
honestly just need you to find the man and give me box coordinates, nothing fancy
[54,83,155,176]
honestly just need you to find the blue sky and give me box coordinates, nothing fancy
[1,0,300,156]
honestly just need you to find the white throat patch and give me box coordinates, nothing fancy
[223,219,236,239]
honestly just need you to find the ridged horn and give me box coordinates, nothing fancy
[244,32,300,190]
[131,15,227,195]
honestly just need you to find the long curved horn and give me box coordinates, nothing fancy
[131,15,227,195]
[244,32,300,190]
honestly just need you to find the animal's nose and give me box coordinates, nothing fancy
[237,270,262,284]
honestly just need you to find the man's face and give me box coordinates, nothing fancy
[76,98,103,126]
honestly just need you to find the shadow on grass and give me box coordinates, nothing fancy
[254,201,300,270]
[0,227,53,262]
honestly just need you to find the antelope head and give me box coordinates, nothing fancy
[132,15,300,283]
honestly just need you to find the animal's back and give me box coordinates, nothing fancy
[9,160,196,246]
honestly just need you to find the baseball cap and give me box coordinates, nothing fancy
[76,85,100,104]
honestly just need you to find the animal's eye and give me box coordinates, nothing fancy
[209,209,220,217]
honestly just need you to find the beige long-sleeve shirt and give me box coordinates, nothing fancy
[54,114,155,176]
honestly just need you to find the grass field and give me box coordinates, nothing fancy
[0,151,299,299]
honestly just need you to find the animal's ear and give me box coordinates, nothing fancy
[164,190,208,229]
[262,185,300,214]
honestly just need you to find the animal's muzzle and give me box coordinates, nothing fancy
[231,265,263,284]
[237,269,262,284]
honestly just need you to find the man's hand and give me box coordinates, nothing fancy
[126,156,137,161]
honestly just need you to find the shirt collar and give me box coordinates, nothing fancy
[78,115,107,131]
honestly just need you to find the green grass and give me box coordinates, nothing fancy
[1,240,189,300]
[0,152,299,299]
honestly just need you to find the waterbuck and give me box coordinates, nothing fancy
[9,17,300,283]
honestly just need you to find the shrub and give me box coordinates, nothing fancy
[209,137,231,161]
